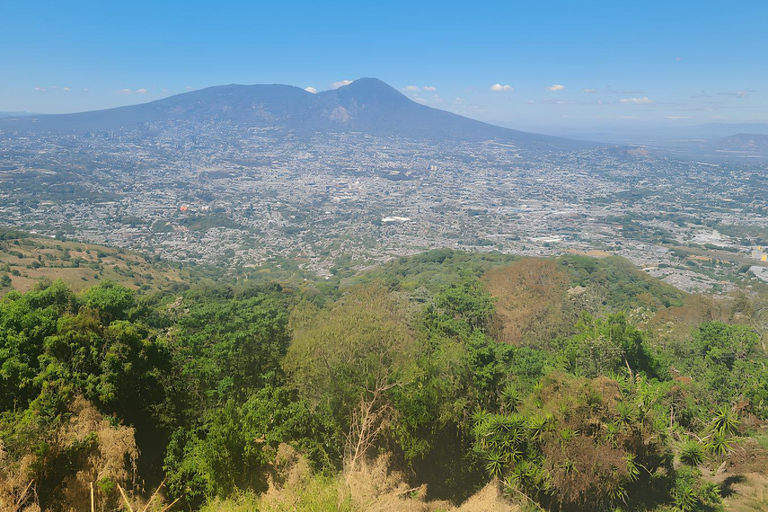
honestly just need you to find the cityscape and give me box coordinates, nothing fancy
[1,122,767,292]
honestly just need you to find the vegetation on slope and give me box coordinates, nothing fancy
[1,249,767,511]
[0,227,204,294]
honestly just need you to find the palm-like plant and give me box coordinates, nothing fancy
[501,384,522,412]
[679,439,704,467]
[711,406,739,437]
[707,430,733,457]
[558,427,577,444]
[603,421,621,448]
[507,459,550,497]
[485,450,506,478]
[624,453,640,482]
[617,401,638,427]
[673,484,697,512]
[528,414,555,442]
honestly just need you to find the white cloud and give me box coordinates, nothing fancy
[304,86,317,94]
[331,79,353,89]
[185,86,193,91]
[664,116,693,119]
[423,86,436,92]
[582,88,597,93]
[546,84,565,91]
[33,86,45,91]
[490,84,513,92]
[135,88,148,94]
[120,88,133,94]
[619,97,654,104]
[82,87,89,92]
[402,85,419,92]
[62,86,71,92]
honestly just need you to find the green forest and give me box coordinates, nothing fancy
[2,249,768,511]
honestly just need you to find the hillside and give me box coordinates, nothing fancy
[0,78,588,148]
[2,248,767,512]
[0,228,205,294]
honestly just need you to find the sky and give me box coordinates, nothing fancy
[1,0,766,134]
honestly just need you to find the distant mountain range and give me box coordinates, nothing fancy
[0,78,587,148]
[0,111,35,119]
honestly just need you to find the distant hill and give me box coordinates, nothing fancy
[0,78,589,148]
[714,133,768,152]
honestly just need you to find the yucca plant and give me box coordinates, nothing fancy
[603,421,621,448]
[616,401,638,426]
[485,450,506,478]
[711,406,739,437]
[507,459,550,498]
[558,427,577,444]
[501,384,522,412]
[707,430,733,457]
[673,484,697,512]
[624,453,640,482]
[679,439,704,467]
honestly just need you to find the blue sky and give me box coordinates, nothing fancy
[1,0,766,132]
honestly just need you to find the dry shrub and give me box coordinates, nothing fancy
[1,396,140,512]
[0,438,40,512]
[54,396,139,511]
[455,482,519,512]
[543,435,628,506]
[259,445,518,512]
[521,374,660,508]
[346,452,427,512]
[345,452,520,512]
[483,259,571,346]
[648,294,732,345]
[258,443,347,511]
[591,377,622,414]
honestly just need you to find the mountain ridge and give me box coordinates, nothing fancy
[0,78,590,148]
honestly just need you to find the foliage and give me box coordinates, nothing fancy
[1,252,767,511]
